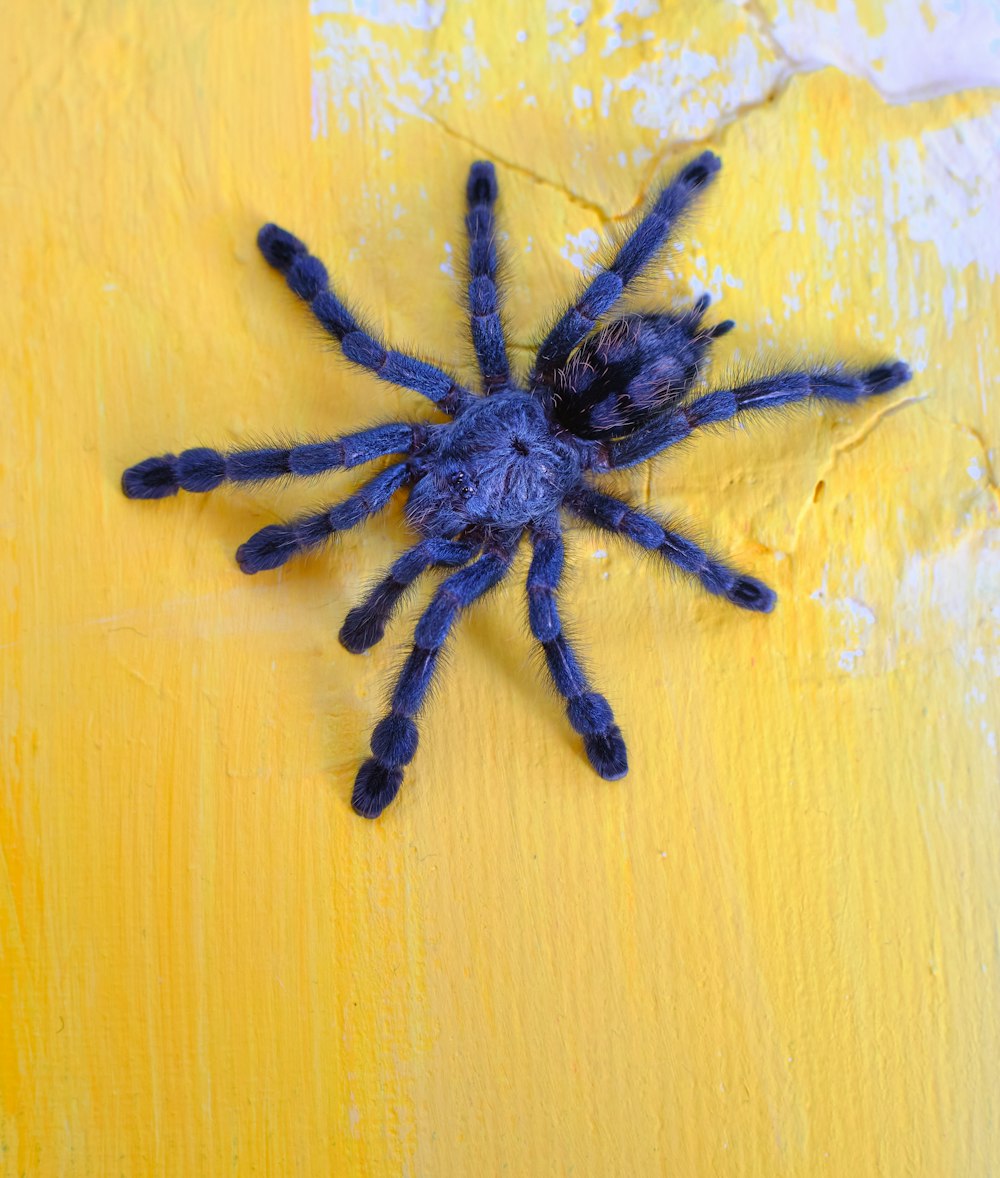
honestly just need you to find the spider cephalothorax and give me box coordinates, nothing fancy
[123,152,910,817]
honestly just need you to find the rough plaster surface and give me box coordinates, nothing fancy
[2,2,998,1175]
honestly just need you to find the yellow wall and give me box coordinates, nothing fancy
[2,2,998,1174]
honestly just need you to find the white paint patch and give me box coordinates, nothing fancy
[546,0,590,61]
[605,0,659,11]
[878,107,1000,281]
[838,648,864,672]
[810,568,880,674]
[618,35,786,142]
[560,227,602,274]
[311,20,484,138]
[573,85,593,110]
[832,596,876,674]
[896,532,1000,663]
[310,0,446,29]
[599,0,660,56]
[767,0,1000,102]
[841,597,876,627]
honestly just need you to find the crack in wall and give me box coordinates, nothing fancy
[953,420,1000,512]
[735,0,797,75]
[789,391,929,553]
[632,64,796,209]
[408,105,618,222]
[963,423,999,485]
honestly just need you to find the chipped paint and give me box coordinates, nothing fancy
[762,0,1000,100]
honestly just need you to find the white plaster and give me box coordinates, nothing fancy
[618,35,786,142]
[765,0,1000,102]
[609,0,659,10]
[311,20,479,137]
[832,595,876,673]
[310,0,445,29]
[599,0,660,56]
[560,227,602,274]
[838,648,865,672]
[547,0,591,60]
[896,534,1000,666]
[878,107,1000,281]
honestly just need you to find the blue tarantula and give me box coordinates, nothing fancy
[123,152,910,818]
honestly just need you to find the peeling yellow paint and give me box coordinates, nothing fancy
[2,2,998,1176]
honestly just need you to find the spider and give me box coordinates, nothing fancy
[122,151,911,818]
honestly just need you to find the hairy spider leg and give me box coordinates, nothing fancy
[339,537,479,653]
[121,423,422,500]
[464,161,511,394]
[531,150,722,388]
[236,462,411,575]
[257,223,472,415]
[567,486,776,613]
[527,517,627,779]
[607,360,913,469]
[352,545,516,818]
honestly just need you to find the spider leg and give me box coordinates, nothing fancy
[567,485,776,613]
[606,360,912,470]
[528,515,627,780]
[464,161,511,394]
[531,151,721,387]
[122,422,424,500]
[257,224,472,415]
[236,462,410,575]
[352,543,516,818]
[339,537,479,653]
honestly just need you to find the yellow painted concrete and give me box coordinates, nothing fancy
[2,3,998,1175]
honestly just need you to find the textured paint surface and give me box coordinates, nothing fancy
[2,2,999,1175]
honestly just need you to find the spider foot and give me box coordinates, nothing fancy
[122,455,179,499]
[352,758,404,819]
[466,160,498,205]
[726,576,776,613]
[679,150,721,191]
[567,692,628,780]
[237,507,338,574]
[867,361,912,395]
[339,595,392,653]
[257,223,308,272]
[339,609,385,654]
[236,524,299,574]
[585,726,629,781]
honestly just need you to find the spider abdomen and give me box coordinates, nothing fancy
[405,392,581,535]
